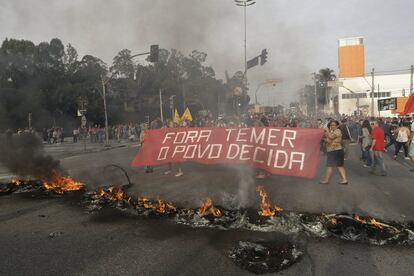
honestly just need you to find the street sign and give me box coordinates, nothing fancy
[327,80,343,87]
[81,115,87,127]
[378,98,396,111]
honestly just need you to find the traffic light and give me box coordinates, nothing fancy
[149,45,159,62]
[260,49,268,65]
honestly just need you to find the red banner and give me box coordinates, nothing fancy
[132,127,324,178]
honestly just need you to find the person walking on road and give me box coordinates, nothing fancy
[393,122,411,160]
[360,120,372,167]
[370,119,387,176]
[319,120,348,185]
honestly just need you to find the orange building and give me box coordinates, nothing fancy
[338,37,365,78]
[392,97,409,114]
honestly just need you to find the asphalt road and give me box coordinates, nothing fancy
[1,142,414,275]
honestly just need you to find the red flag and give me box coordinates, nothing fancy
[131,127,324,179]
[401,94,414,115]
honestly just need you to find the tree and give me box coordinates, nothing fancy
[316,68,336,106]
[111,49,135,79]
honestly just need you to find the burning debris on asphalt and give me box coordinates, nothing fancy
[0,176,84,195]
[2,177,414,274]
[229,241,302,274]
[2,179,414,247]
[2,179,414,246]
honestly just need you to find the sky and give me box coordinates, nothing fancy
[1,0,414,106]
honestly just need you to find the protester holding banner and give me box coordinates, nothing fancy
[163,120,184,177]
[140,123,153,173]
[319,120,348,185]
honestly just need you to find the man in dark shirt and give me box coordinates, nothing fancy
[339,119,353,160]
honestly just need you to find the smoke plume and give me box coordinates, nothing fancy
[0,132,61,180]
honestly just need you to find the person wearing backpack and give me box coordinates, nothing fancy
[393,121,411,160]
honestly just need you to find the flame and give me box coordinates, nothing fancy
[166,202,177,212]
[113,188,125,200]
[354,214,367,224]
[156,196,166,213]
[138,196,153,209]
[256,186,283,217]
[11,178,21,187]
[199,197,213,215]
[42,172,84,194]
[370,218,384,229]
[198,197,222,217]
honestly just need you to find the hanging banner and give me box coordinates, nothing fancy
[131,127,324,179]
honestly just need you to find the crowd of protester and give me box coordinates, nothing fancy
[3,110,413,181]
[138,110,414,180]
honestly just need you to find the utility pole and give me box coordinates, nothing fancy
[170,95,176,122]
[371,68,375,117]
[234,0,256,88]
[313,73,318,114]
[159,88,164,123]
[101,76,110,147]
[410,64,413,95]
[243,3,247,82]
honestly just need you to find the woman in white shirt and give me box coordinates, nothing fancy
[394,122,411,160]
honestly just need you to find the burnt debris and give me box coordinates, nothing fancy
[2,178,414,248]
[229,241,302,274]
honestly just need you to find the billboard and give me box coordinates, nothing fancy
[378,98,396,111]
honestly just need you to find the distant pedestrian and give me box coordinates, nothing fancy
[52,128,58,144]
[370,120,387,176]
[73,128,79,143]
[319,120,348,185]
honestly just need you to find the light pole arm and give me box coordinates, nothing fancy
[255,82,266,105]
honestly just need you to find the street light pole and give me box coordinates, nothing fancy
[235,0,256,87]
[101,76,110,147]
[371,68,375,117]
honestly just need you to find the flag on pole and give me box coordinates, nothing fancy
[401,93,414,115]
[181,107,193,122]
[173,109,181,124]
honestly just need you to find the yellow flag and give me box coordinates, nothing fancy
[181,107,193,122]
[173,109,181,124]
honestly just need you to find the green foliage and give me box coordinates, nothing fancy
[0,38,230,131]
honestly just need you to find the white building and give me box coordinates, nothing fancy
[338,73,411,117]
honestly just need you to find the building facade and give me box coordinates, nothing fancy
[338,73,411,117]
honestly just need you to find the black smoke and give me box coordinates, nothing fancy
[0,132,61,180]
